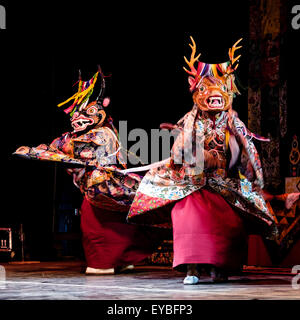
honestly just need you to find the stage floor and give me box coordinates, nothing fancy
[0,261,299,300]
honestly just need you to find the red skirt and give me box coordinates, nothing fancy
[81,197,160,269]
[171,188,248,272]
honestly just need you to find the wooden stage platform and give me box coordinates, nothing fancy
[0,261,299,300]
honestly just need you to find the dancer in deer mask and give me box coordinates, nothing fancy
[15,67,160,275]
[127,37,278,284]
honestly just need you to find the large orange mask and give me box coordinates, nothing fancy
[184,37,242,112]
[191,76,232,112]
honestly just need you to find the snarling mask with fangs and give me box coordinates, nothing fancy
[184,36,242,113]
[192,77,232,112]
[70,100,107,132]
[57,66,110,133]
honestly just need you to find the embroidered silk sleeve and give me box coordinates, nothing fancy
[231,114,264,189]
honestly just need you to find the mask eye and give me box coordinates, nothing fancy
[86,106,98,115]
[199,85,206,92]
[222,85,227,92]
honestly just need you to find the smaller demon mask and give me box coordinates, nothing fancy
[70,99,110,132]
[58,66,110,133]
[184,37,242,112]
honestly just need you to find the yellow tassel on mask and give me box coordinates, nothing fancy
[57,72,99,108]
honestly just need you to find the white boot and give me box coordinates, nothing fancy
[119,265,135,273]
[183,264,200,285]
[85,267,115,275]
[183,275,200,285]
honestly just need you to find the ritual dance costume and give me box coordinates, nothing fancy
[128,38,278,284]
[15,67,161,274]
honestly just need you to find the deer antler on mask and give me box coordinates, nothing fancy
[183,36,243,113]
[183,36,243,95]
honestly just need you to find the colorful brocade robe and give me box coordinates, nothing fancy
[128,109,278,239]
[15,125,141,212]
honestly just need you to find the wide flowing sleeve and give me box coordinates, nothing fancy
[231,113,265,189]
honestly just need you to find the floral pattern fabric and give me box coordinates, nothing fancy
[15,126,141,212]
[128,109,278,239]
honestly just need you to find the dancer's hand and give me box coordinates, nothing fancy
[15,146,30,155]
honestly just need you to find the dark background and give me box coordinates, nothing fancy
[0,1,298,260]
